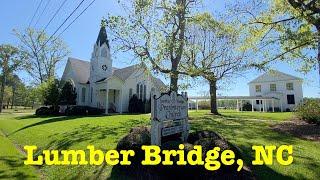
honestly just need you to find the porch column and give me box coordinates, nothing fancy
[272,99,275,112]
[280,99,283,112]
[240,100,243,112]
[251,99,254,112]
[119,89,123,113]
[236,99,239,112]
[196,99,199,111]
[105,89,109,114]
[262,100,265,112]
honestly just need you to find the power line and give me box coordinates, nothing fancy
[57,0,96,37]
[42,0,68,31]
[34,0,52,28]
[36,0,86,53]
[28,0,44,28]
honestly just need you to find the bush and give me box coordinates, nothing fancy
[65,106,104,116]
[35,106,51,116]
[295,99,320,124]
[35,106,59,116]
[242,102,252,111]
[128,95,150,113]
[111,129,254,180]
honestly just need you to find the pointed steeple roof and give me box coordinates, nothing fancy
[96,18,109,48]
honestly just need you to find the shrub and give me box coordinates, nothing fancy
[242,102,252,111]
[35,106,59,116]
[35,106,51,116]
[295,99,320,124]
[128,95,150,113]
[87,106,104,115]
[65,106,87,116]
[65,106,104,116]
[60,81,77,105]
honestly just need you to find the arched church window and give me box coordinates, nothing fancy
[129,88,133,99]
[91,87,93,103]
[81,88,86,103]
[136,83,147,100]
[143,85,146,100]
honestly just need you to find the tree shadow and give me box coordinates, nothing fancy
[271,121,320,141]
[9,116,81,136]
[0,156,37,179]
[33,119,146,154]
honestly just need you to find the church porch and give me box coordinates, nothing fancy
[97,89,123,114]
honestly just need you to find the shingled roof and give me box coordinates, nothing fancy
[68,58,90,84]
[249,70,302,84]
[67,58,166,88]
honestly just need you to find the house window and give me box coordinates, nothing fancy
[81,88,86,103]
[255,85,261,92]
[287,95,295,104]
[256,100,260,105]
[270,84,276,92]
[129,88,133,99]
[286,83,293,90]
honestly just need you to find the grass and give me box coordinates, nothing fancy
[0,110,319,179]
[0,131,38,179]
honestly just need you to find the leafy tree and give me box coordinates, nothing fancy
[3,86,13,109]
[0,44,21,113]
[60,81,77,105]
[40,78,60,109]
[234,0,320,80]
[14,28,69,84]
[184,13,249,114]
[107,0,202,92]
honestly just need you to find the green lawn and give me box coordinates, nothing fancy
[0,110,319,179]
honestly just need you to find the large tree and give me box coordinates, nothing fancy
[14,28,69,84]
[184,13,248,114]
[234,0,320,80]
[0,44,21,113]
[107,0,202,92]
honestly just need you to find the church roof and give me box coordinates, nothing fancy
[67,58,166,88]
[96,25,109,48]
[68,58,90,84]
[249,70,302,84]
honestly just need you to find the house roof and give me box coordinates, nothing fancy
[248,70,302,84]
[67,58,166,88]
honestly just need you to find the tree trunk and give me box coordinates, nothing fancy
[0,75,5,113]
[209,80,219,115]
[170,72,179,92]
[11,86,15,109]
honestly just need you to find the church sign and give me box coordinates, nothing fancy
[151,91,189,145]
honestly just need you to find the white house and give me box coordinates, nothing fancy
[248,70,303,111]
[61,20,166,114]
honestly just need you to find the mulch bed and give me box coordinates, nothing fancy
[271,120,320,142]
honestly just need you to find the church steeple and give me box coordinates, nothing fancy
[96,18,109,48]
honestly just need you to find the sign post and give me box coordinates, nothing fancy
[151,91,189,146]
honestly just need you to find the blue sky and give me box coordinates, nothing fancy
[0,0,319,97]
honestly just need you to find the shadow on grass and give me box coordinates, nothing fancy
[10,115,108,136]
[33,119,146,153]
[0,156,37,179]
[188,115,310,179]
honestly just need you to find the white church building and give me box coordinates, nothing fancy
[61,21,166,114]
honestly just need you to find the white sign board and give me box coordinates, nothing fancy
[151,91,189,145]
